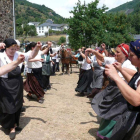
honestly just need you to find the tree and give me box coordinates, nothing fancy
[67,0,108,50]
[67,0,133,50]
[104,13,134,47]
[57,36,66,45]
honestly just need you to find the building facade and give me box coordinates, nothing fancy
[29,19,68,36]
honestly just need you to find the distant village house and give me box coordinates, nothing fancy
[28,19,68,36]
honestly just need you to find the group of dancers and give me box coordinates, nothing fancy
[75,41,140,140]
[1,37,140,140]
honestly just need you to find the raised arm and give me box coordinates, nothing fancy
[41,45,51,55]
[0,43,6,50]
[28,41,42,60]
[97,58,103,66]
[50,53,56,57]
[86,48,104,62]
[101,43,108,57]
[113,62,137,82]
[80,51,86,59]
[85,51,92,64]
[105,64,140,106]
[86,56,92,64]
[0,54,25,76]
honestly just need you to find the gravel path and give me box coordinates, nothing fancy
[0,68,99,140]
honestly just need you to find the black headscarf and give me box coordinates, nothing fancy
[4,38,17,48]
[0,38,17,52]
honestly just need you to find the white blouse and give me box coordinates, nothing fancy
[0,51,29,78]
[26,50,42,69]
[104,57,137,80]
[81,57,91,70]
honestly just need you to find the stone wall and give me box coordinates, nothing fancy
[0,0,13,42]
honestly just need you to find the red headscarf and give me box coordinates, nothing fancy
[117,43,129,58]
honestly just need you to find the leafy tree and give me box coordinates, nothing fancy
[104,13,134,47]
[127,13,140,34]
[67,0,108,49]
[57,36,66,45]
[17,24,37,37]
[67,0,133,50]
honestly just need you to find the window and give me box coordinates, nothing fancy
[42,31,44,33]
[42,27,44,30]
[39,31,41,33]
[39,27,41,30]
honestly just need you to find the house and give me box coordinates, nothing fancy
[28,22,40,27]
[35,19,68,36]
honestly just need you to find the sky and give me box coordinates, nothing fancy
[27,0,132,18]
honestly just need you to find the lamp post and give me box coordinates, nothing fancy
[13,0,16,39]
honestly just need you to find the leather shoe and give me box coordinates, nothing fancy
[87,93,96,98]
[15,127,22,131]
[76,92,85,97]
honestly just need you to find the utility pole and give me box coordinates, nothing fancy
[13,0,16,39]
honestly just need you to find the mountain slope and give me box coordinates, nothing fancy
[107,0,140,14]
[15,0,66,25]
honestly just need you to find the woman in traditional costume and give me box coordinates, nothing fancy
[105,39,140,140]
[86,43,137,140]
[24,42,50,103]
[0,39,41,139]
[86,46,105,98]
[75,49,93,96]
[41,44,56,91]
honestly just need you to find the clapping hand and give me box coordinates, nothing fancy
[101,43,106,50]
[39,58,44,62]
[113,62,122,72]
[0,43,5,50]
[17,54,25,63]
[37,41,42,49]
[105,64,118,81]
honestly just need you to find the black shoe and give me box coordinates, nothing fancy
[43,89,47,92]
[38,99,44,104]
[15,127,22,131]
[76,93,85,97]
[87,92,98,98]
[21,106,26,112]
[27,94,33,99]
[9,132,16,140]
[47,86,51,90]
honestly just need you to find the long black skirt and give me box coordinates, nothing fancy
[0,67,23,130]
[0,107,21,130]
[42,75,50,89]
[75,69,93,93]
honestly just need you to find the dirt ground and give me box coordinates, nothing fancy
[0,67,99,140]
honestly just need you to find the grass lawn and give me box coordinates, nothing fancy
[17,35,66,43]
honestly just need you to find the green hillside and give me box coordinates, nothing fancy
[15,0,66,25]
[107,0,140,14]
